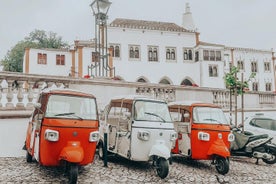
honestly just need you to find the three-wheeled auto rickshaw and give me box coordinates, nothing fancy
[168,101,234,175]
[24,89,99,183]
[98,95,177,179]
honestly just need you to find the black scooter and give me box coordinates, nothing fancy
[231,126,276,164]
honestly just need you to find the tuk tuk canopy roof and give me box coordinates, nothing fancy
[168,100,220,112]
[110,95,165,107]
[41,88,96,99]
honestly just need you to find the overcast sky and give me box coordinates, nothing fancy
[1,0,276,61]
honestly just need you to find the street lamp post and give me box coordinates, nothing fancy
[90,0,112,77]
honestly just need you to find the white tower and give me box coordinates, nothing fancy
[182,3,196,31]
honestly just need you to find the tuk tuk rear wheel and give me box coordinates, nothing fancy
[26,151,32,163]
[215,156,229,175]
[156,158,169,179]
[69,164,78,184]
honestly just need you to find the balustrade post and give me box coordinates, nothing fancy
[5,80,15,109]
[0,87,2,109]
[26,81,35,110]
[16,81,25,110]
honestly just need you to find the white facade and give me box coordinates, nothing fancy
[22,4,275,92]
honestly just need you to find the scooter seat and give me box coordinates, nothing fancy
[248,134,269,142]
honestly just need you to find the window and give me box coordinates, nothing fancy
[250,118,276,131]
[37,53,47,65]
[252,82,258,91]
[92,52,100,62]
[148,46,158,62]
[251,61,258,72]
[237,60,244,70]
[266,83,272,91]
[166,47,176,61]
[195,51,199,62]
[264,62,271,72]
[209,65,218,77]
[215,51,222,61]
[183,48,193,61]
[129,45,140,60]
[203,50,209,60]
[56,54,65,65]
[210,51,215,61]
[110,44,120,58]
[203,50,221,61]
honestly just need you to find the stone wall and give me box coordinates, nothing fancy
[0,71,275,122]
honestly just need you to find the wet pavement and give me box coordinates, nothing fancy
[0,154,275,184]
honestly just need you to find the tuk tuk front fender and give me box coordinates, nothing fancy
[207,139,230,158]
[59,141,84,163]
[149,140,171,159]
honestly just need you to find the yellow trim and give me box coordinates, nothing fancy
[78,46,83,77]
[25,48,30,73]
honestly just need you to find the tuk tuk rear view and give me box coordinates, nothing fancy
[24,89,99,183]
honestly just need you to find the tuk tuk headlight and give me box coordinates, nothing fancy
[228,133,235,142]
[137,131,150,141]
[45,129,59,142]
[89,131,99,142]
[198,131,210,141]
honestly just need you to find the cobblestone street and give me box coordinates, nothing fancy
[0,154,275,184]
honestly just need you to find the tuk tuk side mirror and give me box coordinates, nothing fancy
[184,112,190,118]
[34,103,41,109]
[99,109,105,121]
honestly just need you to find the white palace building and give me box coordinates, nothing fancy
[23,3,276,92]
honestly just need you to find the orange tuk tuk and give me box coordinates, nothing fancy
[23,89,99,183]
[168,101,234,174]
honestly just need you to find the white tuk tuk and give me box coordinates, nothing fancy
[98,95,177,179]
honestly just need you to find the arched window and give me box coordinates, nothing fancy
[171,49,175,60]
[166,49,171,60]
[148,48,153,61]
[188,50,193,60]
[129,47,134,58]
[159,79,170,85]
[184,49,188,60]
[115,46,120,58]
[153,48,158,61]
[134,47,139,58]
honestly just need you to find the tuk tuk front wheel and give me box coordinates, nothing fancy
[215,156,229,175]
[98,141,104,160]
[26,151,32,163]
[156,157,169,179]
[69,164,78,184]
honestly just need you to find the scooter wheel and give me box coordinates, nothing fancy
[215,156,229,175]
[69,164,78,184]
[262,152,276,164]
[156,158,169,179]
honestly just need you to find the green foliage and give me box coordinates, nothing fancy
[224,66,255,95]
[1,29,69,72]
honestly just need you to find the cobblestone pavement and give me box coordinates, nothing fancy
[0,154,275,184]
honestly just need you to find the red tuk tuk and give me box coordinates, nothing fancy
[24,89,99,183]
[168,101,234,174]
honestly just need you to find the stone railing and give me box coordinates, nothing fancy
[0,71,275,120]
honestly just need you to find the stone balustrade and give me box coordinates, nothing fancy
[0,71,275,121]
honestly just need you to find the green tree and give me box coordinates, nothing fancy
[1,29,69,72]
[224,66,255,95]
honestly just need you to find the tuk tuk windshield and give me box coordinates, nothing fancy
[193,107,228,125]
[45,94,97,120]
[134,100,172,122]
